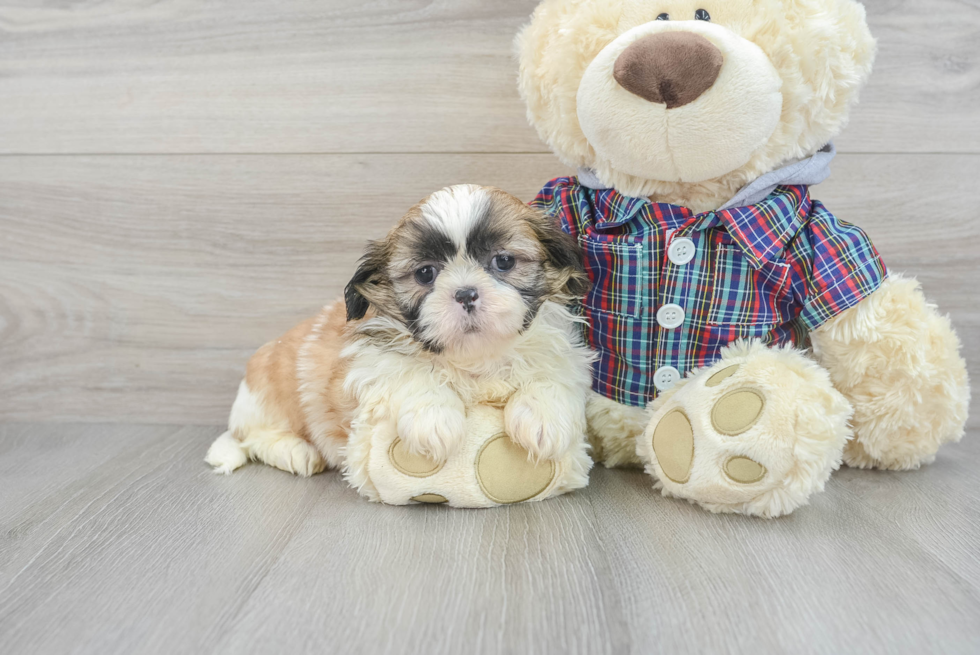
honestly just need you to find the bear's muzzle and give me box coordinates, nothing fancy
[613,31,723,109]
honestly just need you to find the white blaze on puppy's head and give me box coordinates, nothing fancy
[344,185,588,357]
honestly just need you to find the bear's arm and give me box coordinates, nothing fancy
[804,202,969,470]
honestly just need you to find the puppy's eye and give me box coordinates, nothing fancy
[695,8,710,21]
[414,265,437,285]
[656,12,669,20]
[491,254,516,273]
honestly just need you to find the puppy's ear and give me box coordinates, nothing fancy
[344,241,387,321]
[528,210,590,299]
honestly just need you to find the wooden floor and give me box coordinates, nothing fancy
[2,0,979,653]
[0,423,977,654]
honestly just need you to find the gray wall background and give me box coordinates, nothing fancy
[1,0,977,425]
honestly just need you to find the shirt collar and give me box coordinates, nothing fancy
[695,185,810,269]
[586,183,810,269]
[589,188,657,229]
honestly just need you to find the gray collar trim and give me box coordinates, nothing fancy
[575,142,836,210]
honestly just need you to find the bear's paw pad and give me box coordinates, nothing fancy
[705,364,740,387]
[651,409,694,484]
[711,389,765,436]
[723,456,767,484]
[389,438,445,478]
[476,434,555,504]
[411,493,449,504]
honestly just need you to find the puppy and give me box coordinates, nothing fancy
[205,185,594,478]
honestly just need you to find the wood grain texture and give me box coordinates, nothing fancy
[0,153,563,423]
[0,0,978,155]
[0,423,977,655]
[2,153,978,425]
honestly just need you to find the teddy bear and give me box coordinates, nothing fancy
[516,0,970,517]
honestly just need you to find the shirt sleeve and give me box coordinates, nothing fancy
[795,200,888,331]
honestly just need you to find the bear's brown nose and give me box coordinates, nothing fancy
[613,32,723,109]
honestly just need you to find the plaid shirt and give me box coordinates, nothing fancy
[532,177,887,408]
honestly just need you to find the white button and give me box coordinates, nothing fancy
[654,366,681,391]
[657,303,685,329]
[668,237,696,265]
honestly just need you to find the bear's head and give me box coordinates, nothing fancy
[517,0,875,212]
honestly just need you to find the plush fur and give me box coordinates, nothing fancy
[585,392,648,468]
[576,19,783,186]
[516,0,969,517]
[206,186,595,507]
[518,0,875,212]
[811,275,970,470]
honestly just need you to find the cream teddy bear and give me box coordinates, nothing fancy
[517,0,970,516]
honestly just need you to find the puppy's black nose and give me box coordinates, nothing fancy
[454,288,479,313]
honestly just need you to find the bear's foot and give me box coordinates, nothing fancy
[636,341,853,518]
[345,404,593,507]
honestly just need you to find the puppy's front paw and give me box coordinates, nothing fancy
[397,400,466,463]
[505,391,584,461]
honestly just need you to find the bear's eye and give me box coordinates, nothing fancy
[695,8,711,21]
[656,13,669,20]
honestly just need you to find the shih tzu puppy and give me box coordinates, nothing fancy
[205,185,594,478]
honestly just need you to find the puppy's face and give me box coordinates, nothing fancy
[345,185,587,356]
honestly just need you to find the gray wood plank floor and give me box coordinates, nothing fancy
[1,423,978,655]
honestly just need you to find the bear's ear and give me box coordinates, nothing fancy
[528,210,590,300]
[516,2,613,170]
[344,241,388,321]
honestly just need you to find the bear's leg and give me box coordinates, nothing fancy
[636,341,852,518]
[585,392,650,468]
[811,275,970,470]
